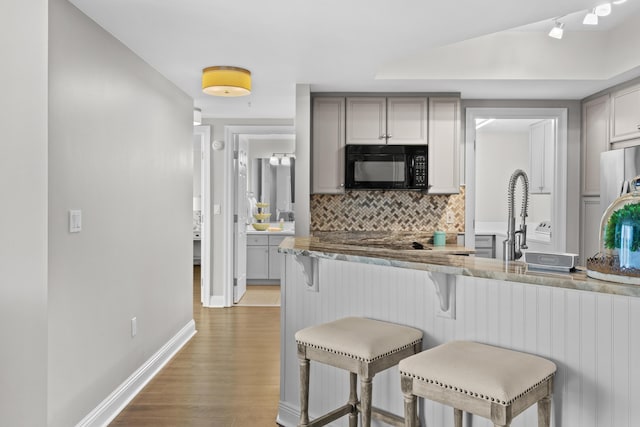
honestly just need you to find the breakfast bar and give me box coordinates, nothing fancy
[276,236,640,427]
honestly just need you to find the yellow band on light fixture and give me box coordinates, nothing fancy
[202,66,251,97]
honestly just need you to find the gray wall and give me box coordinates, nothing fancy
[462,99,582,255]
[0,1,48,425]
[48,0,193,425]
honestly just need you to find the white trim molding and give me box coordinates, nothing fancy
[75,320,197,427]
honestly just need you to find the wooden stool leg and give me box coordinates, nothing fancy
[454,408,463,427]
[360,376,373,427]
[299,357,310,427]
[537,396,551,427]
[348,372,358,427]
[401,376,417,427]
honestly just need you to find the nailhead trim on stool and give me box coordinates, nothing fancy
[399,341,556,427]
[296,317,423,427]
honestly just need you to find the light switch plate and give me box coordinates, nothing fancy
[213,204,221,215]
[69,210,82,233]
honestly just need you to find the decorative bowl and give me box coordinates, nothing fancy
[253,213,271,221]
[252,222,270,231]
[255,202,269,208]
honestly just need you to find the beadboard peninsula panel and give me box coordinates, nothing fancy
[279,255,640,427]
[310,187,465,232]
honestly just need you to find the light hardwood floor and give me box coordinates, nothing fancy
[110,267,281,426]
[235,285,281,307]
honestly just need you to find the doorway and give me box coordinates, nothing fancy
[222,126,295,307]
[465,108,568,255]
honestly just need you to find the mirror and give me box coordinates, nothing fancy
[250,158,295,222]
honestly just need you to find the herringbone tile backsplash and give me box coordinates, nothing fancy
[310,187,465,232]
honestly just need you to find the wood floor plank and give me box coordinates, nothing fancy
[110,267,281,426]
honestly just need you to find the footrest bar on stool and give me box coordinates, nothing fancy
[353,403,406,427]
[306,403,354,427]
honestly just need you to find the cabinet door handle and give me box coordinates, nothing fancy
[379,135,386,140]
[637,124,640,130]
[387,134,392,139]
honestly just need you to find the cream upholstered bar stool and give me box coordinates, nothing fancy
[399,341,556,427]
[295,317,423,427]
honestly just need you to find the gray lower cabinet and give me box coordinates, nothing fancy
[475,234,496,259]
[247,234,287,280]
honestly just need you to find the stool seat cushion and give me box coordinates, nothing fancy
[295,317,423,363]
[399,341,556,405]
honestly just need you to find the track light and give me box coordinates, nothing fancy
[583,9,598,25]
[595,3,612,16]
[548,21,564,39]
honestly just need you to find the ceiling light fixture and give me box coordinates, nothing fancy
[595,2,612,16]
[548,21,565,39]
[269,153,295,166]
[193,108,202,125]
[613,0,627,5]
[202,66,251,97]
[583,9,599,25]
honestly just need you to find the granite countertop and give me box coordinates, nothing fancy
[279,236,640,298]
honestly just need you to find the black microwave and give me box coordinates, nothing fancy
[345,144,428,190]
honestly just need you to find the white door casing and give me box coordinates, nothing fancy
[234,136,248,303]
[194,125,211,306]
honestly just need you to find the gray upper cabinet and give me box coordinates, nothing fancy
[610,83,640,144]
[428,97,460,194]
[582,94,610,196]
[529,119,554,195]
[346,97,386,144]
[386,97,428,145]
[312,97,346,194]
[346,97,427,145]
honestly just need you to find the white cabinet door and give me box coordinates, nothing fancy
[581,196,601,265]
[386,97,428,145]
[428,97,460,194]
[582,94,610,195]
[312,97,345,194]
[246,246,269,280]
[529,119,554,194]
[268,246,281,280]
[345,97,386,144]
[610,84,640,143]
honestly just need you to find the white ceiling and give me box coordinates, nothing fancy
[68,0,640,119]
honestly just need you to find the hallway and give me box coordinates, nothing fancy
[111,267,281,426]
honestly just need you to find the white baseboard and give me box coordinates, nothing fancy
[75,319,197,427]
[277,402,299,427]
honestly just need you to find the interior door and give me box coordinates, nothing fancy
[234,137,249,303]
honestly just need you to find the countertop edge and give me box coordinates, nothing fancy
[278,237,640,298]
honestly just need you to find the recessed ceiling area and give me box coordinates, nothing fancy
[68,0,640,118]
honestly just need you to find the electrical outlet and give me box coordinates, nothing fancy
[446,210,455,224]
[131,317,137,337]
